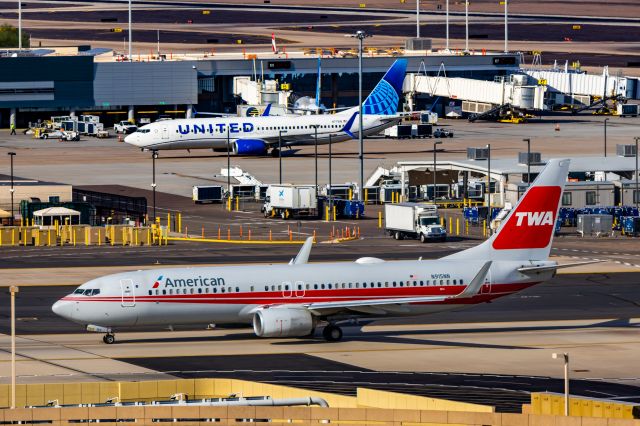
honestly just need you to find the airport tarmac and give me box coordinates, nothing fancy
[1,115,638,198]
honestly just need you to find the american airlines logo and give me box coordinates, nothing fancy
[514,211,554,227]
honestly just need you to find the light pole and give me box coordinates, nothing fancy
[8,152,16,225]
[486,143,491,234]
[10,285,19,409]
[464,0,469,52]
[151,150,158,221]
[311,125,319,193]
[18,0,22,50]
[522,138,531,187]
[351,30,371,202]
[128,0,132,60]
[329,134,333,213]
[226,126,231,199]
[278,130,287,184]
[603,118,609,157]
[504,0,508,53]
[552,352,570,416]
[433,141,443,201]
[416,0,420,38]
[445,0,449,50]
[635,137,639,210]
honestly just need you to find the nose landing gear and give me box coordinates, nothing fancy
[102,333,116,344]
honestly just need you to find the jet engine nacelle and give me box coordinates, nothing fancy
[232,139,268,156]
[253,308,316,338]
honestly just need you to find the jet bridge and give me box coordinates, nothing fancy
[403,74,546,122]
[522,66,640,111]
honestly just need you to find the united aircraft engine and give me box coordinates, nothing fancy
[232,139,269,156]
[253,308,316,338]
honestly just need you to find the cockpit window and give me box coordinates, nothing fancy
[77,288,100,296]
[136,129,151,134]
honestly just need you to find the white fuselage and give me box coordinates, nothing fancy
[52,258,554,329]
[124,110,398,151]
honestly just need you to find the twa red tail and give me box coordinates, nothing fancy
[447,158,570,261]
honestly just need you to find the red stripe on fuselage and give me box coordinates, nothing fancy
[60,282,538,305]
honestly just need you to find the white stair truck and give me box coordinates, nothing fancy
[384,203,446,242]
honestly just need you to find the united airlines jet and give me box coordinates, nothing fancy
[123,60,407,156]
[52,159,591,344]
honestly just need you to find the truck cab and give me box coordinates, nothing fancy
[417,214,446,242]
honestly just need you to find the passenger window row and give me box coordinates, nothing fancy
[148,286,240,296]
[147,279,466,296]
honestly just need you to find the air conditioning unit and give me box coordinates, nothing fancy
[616,144,637,157]
[405,38,432,51]
[518,152,542,165]
[467,147,489,160]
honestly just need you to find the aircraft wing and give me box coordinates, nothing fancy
[304,261,491,314]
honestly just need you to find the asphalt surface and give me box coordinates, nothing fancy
[120,353,640,413]
[2,272,639,335]
[292,23,640,43]
[26,29,274,45]
[2,9,390,24]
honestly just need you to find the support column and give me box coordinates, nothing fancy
[400,169,406,201]
[128,105,135,123]
[69,109,77,118]
[9,108,16,128]
[186,104,193,119]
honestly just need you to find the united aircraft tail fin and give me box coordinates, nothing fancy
[362,59,407,116]
[446,158,570,261]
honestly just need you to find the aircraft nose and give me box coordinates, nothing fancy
[52,300,73,320]
[123,133,139,146]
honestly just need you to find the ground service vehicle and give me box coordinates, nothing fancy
[385,203,446,242]
[262,185,317,219]
[193,186,223,204]
[433,128,454,138]
[115,121,138,134]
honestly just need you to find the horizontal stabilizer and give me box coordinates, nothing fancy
[518,260,605,275]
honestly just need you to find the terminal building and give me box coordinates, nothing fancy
[0,52,520,127]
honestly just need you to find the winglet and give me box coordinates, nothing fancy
[454,261,492,299]
[262,104,272,116]
[291,237,314,265]
[342,111,358,139]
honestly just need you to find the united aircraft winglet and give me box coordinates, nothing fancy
[341,111,358,139]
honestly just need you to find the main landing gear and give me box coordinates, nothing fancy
[322,325,343,342]
[102,333,116,344]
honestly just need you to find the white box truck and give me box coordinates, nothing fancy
[384,203,446,242]
[262,185,317,219]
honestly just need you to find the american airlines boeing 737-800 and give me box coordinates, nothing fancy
[123,60,407,156]
[52,159,587,344]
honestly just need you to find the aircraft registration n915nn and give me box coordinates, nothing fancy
[52,159,589,344]
[123,60,408,156]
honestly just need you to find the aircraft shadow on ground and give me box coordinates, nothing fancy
[116,318,637,346]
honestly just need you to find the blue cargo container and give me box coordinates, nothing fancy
[621,216,640,236]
